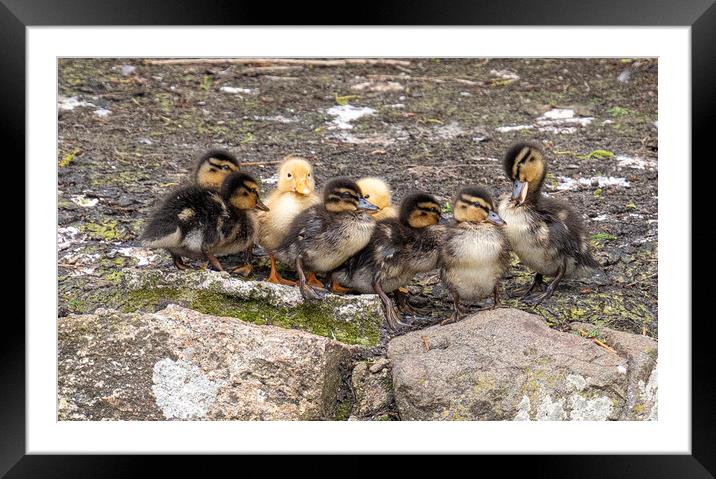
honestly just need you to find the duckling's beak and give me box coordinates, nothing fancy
[487,210,506,226]
[255,199,270,211]
[357,197,379,211]
[296,179,312,195]
[511,180,529,206]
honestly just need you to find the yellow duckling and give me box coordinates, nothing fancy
[356,177,399,221]
[258,155,321,285]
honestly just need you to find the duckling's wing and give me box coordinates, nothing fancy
[337,243,373,278]
[439,228,462,268]
[539,202,579,251]
[141,186,206,244]
[277,206,323,252]
[370,222,404,267]
[297,211,324,242]
[539,197,597,267]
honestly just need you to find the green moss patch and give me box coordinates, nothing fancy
[121,287,381,347]
[80,220,124,241]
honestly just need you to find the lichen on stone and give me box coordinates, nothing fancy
[568,394,614,421]
[151,358,224,420]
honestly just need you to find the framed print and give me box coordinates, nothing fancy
[4,0,714,474]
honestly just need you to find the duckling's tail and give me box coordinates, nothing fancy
[141,221,182,249]
[575,253,608,285]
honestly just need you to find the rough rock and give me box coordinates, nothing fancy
[58,304,360,420]
[120,268,384,346]
[349,359,395,420]
[571,322,658,420]
[387,308,657,421]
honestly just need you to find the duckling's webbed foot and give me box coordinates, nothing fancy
[231,263,253,277]
[529,263,566,306]
[329,279,351,295]
[171,254,189,271]
[394,288,419,315]
[441,310,463,325]
[230,247,254,276]
[385,304,409,331]
[267,255,297,286]
[306,272,327,290]
[373,281,409,332]
[300,283,323,300]
[441,291,464,325]
[203,251,224,272]
[296,256,323,300]
[519,273,544,299]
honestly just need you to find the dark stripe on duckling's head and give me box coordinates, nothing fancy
[503,141,546,182]
[194,149,241,190]
[323,177,378,213]
[453,185,505,225]
[503,142,547,205]
[221,172,269,211]
[455,185,494,209]
[399,192,441,228]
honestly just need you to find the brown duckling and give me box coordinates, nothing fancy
[274,177,378,300]
[357,177,399,221]
[327,176,399,293]
[496,142,601,304]
[331,193,445,331]
[192,149,240,191]
[258,155,321,285]
[440,186,509,324]
[142,172,268,273]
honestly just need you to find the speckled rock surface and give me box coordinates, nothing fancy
[349,359,395,420]
[58,304,360,420]
[387,308,657,421]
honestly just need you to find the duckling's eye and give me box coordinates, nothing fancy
[364,194,370,199]
[307,173,311,177]
[222,165,231,171]
[287,173,292,178]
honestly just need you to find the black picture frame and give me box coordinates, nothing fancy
[3,0,712,474]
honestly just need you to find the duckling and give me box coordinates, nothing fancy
[496,142,601,304]
[440,186,509,324]
[192,149,240,191]
[357,177,399,221]
[331,193,445,331]
[327,176,399,293]
[274,177,378,300]
[142,172,268,273]
[258,155,321,285]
